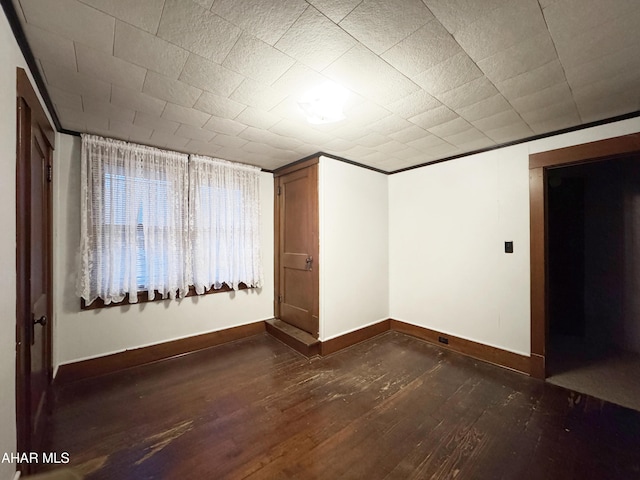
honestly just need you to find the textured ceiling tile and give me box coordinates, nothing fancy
[162,103,211,128]
[511,82,574,114]
[192,0,214,8]
[564,44,640,90]
[179,54,245,98]
[230,79,288,110]
[478,32,557,84]
[174,124,216,142]
[572,71,640,123]
[223,34,295,85]
[133,112,180,134]
[571,69,640,102]
[48,85,83,111]
[40,61,111,101]
[455,0,547,61]
[58,105,109,131]
[108,119,153,141]
[520,100,581,125]
[366,114,414,134]
[157,0,241,64]
[238,127,288,148]
[268,96,306,122]
[21,0,114,53]
[270,63,329,100]
[542,0,638,44]
[83,97,136,123]
[483,121,534,143]
[427,116,471,137]
[275,6,355,71]
[111,85,167,117]
[360,151,391,164]
[551,10,640,70]
[456,94,511,122]
[471,109,524,132]
[306,0,361,23]
[389,125,431,143]
[211,0,308,45]
[420,141,460,158]
[381,20,462,77]
[342,144,378,159]
[356,132,392,148]
[203,116,248,136]
[574,91,638,123]
[436,76,499,111]
[332,125,370,142]
[412,52,483,95]
[496,60,567,101]
[143,72,203,108]
[194,92,246,118]
[527,113,581,135]
[386,90,442,119]
[423,0,508,34]
[23,24,77,70]
[184,139,221,156]
[338,0,433,55]
[323,45,420,104]
[322,137,355,152]
[114,21,189,79]
[407,133,454,151]
[409,105,458,130]
[76,44,147,91]
[269,119,331,144]
[344,100,392,125]
[149,130,190,149]
[209,133,248,149]
[444,129,494,150]
[79,0,165,34]
[375,139,414,155]
[235,107,281,129]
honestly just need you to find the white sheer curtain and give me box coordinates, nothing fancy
[77,134,190,305]
[189,155,263,293]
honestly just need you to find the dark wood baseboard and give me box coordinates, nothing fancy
[389,320,531,375]
[55,321,266,384]
[321,320,390,356]
[265,319,320,357]
[55,318,533,384]
[529,353,545,379]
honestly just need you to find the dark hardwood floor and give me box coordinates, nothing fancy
[43,332,640,479]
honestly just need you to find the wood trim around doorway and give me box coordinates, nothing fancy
[529,132,640,379]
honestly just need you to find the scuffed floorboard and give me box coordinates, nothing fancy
[43,332,640,479]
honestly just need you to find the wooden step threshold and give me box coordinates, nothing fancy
[266,319,320,357]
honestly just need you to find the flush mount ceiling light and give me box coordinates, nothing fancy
[298,81,349,125]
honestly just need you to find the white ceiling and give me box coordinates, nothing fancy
[11,0,640,172]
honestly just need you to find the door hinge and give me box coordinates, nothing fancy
[277,186,281,196]
[278,295,283,303]
[46,165,52,183]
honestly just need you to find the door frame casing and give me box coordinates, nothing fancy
[15,67,55,461]
[529,133,640,378]
[273,157,320,334]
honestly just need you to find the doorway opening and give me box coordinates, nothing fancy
[545,157,640,410]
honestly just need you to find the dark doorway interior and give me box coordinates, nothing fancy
[546,156,640,410]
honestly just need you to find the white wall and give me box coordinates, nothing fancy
[389,116,640,357]
[319,156,389,340]
[0,12,19,480]
[54,134,274,365]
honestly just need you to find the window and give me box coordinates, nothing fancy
[77,135,263,307]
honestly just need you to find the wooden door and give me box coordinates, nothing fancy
[275,160,319,337]
[16,67,55,468]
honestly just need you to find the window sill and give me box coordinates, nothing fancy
[80,283,251,310]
